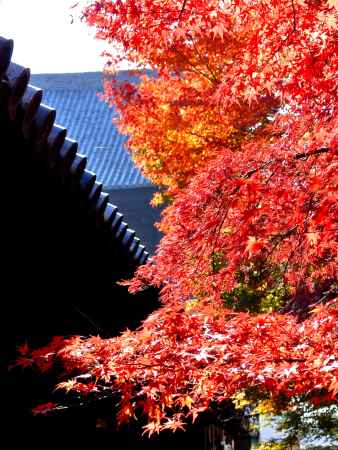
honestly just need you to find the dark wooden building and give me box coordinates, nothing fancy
[0,35,163,448]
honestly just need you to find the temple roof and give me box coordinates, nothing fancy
[0,36,149,266]
[31,72,150,187]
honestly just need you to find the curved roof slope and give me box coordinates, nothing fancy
[0,36,149,265]
[30,72,150,188]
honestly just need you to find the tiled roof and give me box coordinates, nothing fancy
[0,36,149,265]
[30,72,150,187]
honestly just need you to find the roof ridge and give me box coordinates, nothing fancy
[0,36,149,266]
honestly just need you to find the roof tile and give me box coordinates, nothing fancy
[31,73,150,187]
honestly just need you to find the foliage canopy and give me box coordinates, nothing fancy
[20,0,337,444]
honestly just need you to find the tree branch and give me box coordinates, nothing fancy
[178,0,188,21]
[291,0,297,33]
[295,147,330,159]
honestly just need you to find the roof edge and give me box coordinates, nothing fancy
[0,36,149,266]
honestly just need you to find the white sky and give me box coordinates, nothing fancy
[0,0,107,73]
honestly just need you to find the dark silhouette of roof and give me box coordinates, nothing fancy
[0,37,149,266]
[1,35,161,447]
[30,72,150,187]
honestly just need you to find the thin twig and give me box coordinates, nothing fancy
[73,306,104,334]
[295,147,330,159]
[178,0,188,21]
[291,0,297,32]
[172,45,215,82]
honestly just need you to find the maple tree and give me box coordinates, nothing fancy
[19,0,337,447]
[105,67,278,203]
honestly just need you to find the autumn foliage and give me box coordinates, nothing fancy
[20,0,337,441]
[21,300,337,434]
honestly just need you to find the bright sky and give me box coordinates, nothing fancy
[0,0,107,73]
